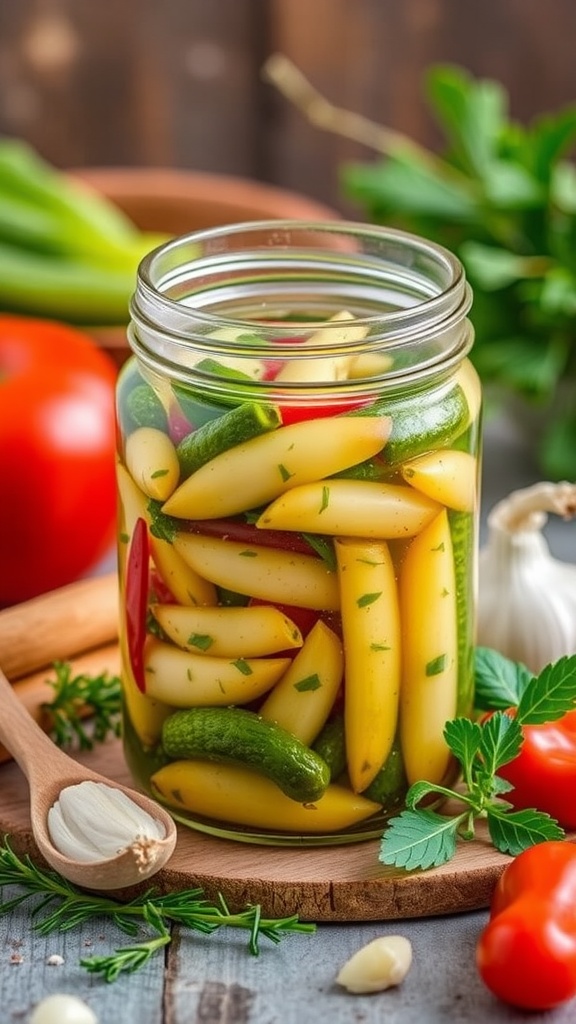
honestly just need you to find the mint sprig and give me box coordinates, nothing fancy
[379,649,576,871]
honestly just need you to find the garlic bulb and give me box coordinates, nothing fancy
[478,481,576,673]
[48,780,167,867]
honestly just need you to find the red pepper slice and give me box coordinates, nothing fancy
[276,398,372,426]
[183,516,319,557]
[497,708,576,830]
[125,516,149,693]
[477,841,576,1010]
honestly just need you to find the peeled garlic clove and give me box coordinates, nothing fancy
[30,994,98,1024]
[48,780,166,864]
[336,935,413,994]
[478,481,576,674]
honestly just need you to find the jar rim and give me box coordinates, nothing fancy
[133,219,470,341]
[129,220,473,393]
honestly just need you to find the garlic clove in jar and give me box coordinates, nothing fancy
[477,481,576,674]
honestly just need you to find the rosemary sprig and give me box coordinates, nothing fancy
[0,840,315,980]
[40,660,122,750]
[80,905,171,982]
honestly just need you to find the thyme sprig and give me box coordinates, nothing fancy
[0,840,315,981]
[40,660,122,750]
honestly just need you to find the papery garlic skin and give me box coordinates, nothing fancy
[478,482,576,674]
[336,935,413,994]
[48,780,166,865]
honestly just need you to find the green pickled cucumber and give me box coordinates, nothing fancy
[313,715,407,810]
[162,707,330,802]
[176,400,281,477]
[313,715,347,781]
[117,364,169,435]
[346,382,470,467]
[364,738,407,807]
[449,509,476,717]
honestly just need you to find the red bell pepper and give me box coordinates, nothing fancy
[477,840,576,1010]
[125,516,149,693]
[497,708,576,830]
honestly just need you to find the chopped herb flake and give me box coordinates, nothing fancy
[278,463,293,482]
[370,642,391,651]
[232,659,253,676]
[357,591,382,608]
[319,486,330,513]
[426,654,447,676]
[151,468,169,479]
[239,549,258,557]
[294,674,322,692]
[188,633,214,651]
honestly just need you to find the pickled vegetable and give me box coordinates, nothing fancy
[116,313,480,841]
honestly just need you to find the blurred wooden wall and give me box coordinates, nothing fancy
[1,0,575,214]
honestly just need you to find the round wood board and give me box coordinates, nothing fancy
[1,737,517,922]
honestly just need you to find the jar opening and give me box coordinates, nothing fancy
[130,220,473,391]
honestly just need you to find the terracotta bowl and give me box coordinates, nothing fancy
[74,167,340,366]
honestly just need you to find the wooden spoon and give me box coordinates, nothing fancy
[0,664,177,890]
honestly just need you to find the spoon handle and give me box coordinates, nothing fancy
[0,666,73,783]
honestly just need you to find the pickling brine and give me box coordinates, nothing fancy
[116,221,481,845]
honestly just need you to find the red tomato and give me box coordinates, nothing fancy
[0,316,118,605]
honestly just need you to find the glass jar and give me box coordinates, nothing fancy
[116,221,481,846]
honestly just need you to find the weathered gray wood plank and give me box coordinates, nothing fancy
[0,891,165,1023]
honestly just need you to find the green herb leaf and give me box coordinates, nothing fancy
[516,654,576,724]
[486,806,564,856]
[425,653,447,676]
[147,499,178,543]
[357,591,382,608]
[343,152,477,221]
[232,659,253,676]
[294,674,321,692]
[474,646,533,710]
[41,661,122,751]
[425,63,506,177]
[188,634,214,652]
[443,717,482,776]
[379,809,464,871]
[460,241,547,291]
[477,711,523,775]
[300,532,336,571]
[381,647,576,873]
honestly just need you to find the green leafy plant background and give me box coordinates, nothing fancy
[341,65,576,480]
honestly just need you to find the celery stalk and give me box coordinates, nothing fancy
[0,139,136,246]
[0,242,141,324]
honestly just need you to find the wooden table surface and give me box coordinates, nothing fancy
[2,410,575,1024]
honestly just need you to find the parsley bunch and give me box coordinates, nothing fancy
[380,649,576,871]
[342,65,576,479]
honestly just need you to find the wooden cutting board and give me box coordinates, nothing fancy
[0,574,559,923]
[0,723,516,922]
